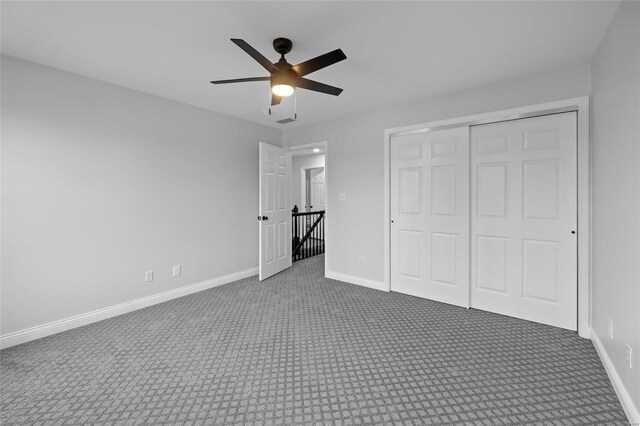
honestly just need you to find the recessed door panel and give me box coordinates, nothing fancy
[431,166,457,216]
[278,222,287,260]
[266,151,276,165]
[278,173,287,210]
[309,168,325,212]
[431,137,457,158]
[470,112,577,330]
[476,235,508,294]
[399,168,422,214]
[265,223,275,264]
[398,230,422,279]
[523,239,560,302]
[524,128,560,150]
[523,160,559,219]
[266,173,275,212]
[399,141,423,160]
[477,163,507,217]
[477,134,508,154]
[431,233,457,286]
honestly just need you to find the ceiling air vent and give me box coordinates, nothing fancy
[277,118,296,124]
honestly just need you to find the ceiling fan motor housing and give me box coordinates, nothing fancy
[272,68,298,88]
[273,38,293,55]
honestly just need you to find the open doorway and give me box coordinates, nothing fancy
[288,142,328,271]
[301,166,325,213]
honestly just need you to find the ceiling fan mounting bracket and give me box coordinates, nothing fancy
[273,38,292,56]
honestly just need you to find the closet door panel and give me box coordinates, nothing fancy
[391,127,470,308]
[470,112,578,330]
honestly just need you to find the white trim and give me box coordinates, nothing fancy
[384,96,591,338]
[591,330,640,425]
[576,97,590,338]
[326,270,387,292]
[0,267,258,349]
[287,141,327,153]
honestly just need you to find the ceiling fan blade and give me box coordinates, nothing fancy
[292,49,347,77]
[210,77,270,84]
[296,78,343,96]
[271,93,282,106]
[231,38,278,73]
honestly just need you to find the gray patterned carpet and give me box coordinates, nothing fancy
[1,255,628,425]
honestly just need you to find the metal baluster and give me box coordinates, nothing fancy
[305,216,309,259]
[321,213,324,254]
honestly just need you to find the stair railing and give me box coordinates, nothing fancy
[292,210,325,261]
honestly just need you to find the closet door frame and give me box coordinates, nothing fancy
[383,96,590,338]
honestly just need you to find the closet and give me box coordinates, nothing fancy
[390,112,578,330]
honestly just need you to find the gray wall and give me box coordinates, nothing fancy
[282,63,591,283]
[591,0,640,413]
[1,56,281,335]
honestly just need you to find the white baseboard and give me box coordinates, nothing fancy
[0,267,258,350]
[325,270,387,292]
[591,329,640,425]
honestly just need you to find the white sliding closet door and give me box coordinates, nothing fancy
[470,112,578,330]
[390,127,470,307]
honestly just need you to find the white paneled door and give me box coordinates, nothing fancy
[470,112,578,330]
[390,127,470,307]
[259,142,292,281]
[310,168,325,212]
[390,112,578,330]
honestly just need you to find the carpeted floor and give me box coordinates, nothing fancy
[0,255,628,425]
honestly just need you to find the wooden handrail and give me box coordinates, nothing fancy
[293,210,325,217]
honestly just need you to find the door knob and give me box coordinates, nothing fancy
[262,216,268,220]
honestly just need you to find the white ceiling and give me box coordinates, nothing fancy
[1,1,619,129]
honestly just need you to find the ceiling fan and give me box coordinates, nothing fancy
[211,38,347,106]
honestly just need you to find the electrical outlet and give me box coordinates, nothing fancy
[609,318,614,340]
[145,270,154,283]
[358,257,364,265]
[626,345,633,369]
[173,264,181,277]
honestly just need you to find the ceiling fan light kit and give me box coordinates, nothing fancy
[211,37,346,111]
[272,84,294,97]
